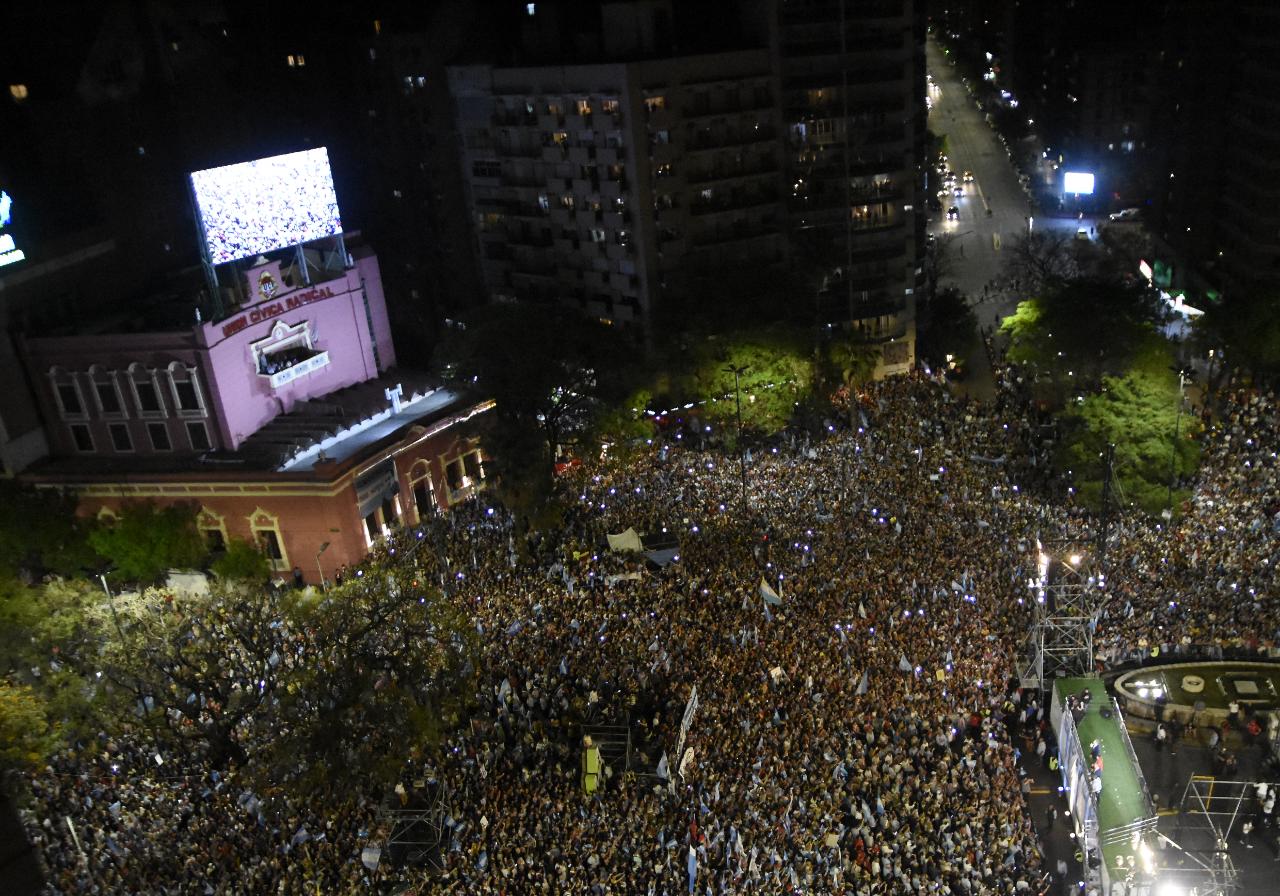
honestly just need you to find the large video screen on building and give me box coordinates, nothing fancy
[190,148,343,266]
[1062,171,1095,195]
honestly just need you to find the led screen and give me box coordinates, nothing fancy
[190,148,343,265]
[1063,171,1095,195]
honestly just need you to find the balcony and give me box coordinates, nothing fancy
[686,158,780,185]
[689,188,780,216]
[259,348,330,389]
[686,125,778,152]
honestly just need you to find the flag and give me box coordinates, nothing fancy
[760,578,782,606]
[559,655,569,676]
[687,845,698,895]
[857,601,867,619]
[657,752,670,781]
[898,653,912,673]
[506,620,524,636]
[763,602,773,623]
[497,678,511,703]
[856,669,869,696]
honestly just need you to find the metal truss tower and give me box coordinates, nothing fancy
[1020,537,1101,692]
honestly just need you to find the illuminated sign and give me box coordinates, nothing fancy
[190,148,343,266]
[1063,172,1095,195]
[1138,259,1152,282]
[220,284,336,338]
[0,190,26,268]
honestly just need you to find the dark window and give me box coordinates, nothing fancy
[186,422,211,450]
[257,529,283,560]
[365,513,380,540]
[464,451,483,481]
[148,422,171,451]
[58,384,82,415]
[96,381,121,414]
[175,379,199,411]
[70,424,93,452]
[413,481,434,517]
[135,378,161,413]
[109,423,132,451]
[203,528,226,553]
[380,497,398,527]
[446,458,464,490]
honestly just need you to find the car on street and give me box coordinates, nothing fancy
[963,171,974,183]
[953,186,963,197]
[1076,228,1090,240]
[1109,208,1141,221]
[947,206,960,220]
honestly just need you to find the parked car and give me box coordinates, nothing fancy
[1109,207,1141,221]
[1075,228,1090,240]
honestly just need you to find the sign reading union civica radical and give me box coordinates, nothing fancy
[0,189,27,268]
[190,148,343,266]
[220,285,336,338]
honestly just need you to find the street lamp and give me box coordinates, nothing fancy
[1166,368,1191,514]
[315,541,330,589]
[97,570,125,642]
[724,363,750,513]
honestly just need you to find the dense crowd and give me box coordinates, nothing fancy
[19,368,1280,895]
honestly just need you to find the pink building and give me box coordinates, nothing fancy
[20,236,493,582]
[22,243,395,458]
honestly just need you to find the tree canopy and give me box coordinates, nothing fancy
[1056,349,1201,516]
[1001,277,1166,398]
[0,480,94,581]
[436,302,637,516]
[87,501,207,586]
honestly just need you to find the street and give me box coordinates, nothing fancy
[926,36,1103,329]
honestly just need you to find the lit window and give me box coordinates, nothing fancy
[9,84,29,101]
[287,55,296,67]
[601,99,619,114]
[644,96,666,113]
[527,3,536,15]
[576,99,592,116]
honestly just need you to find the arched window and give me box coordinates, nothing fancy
[407,458,436,522]
[88,365,126,418]
[128,363,165,417]
[247,507,288,572]
[166,362,206,417]
[49,366,86,419]
[197,507,229,554]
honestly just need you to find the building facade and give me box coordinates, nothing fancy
[449,48,785,334]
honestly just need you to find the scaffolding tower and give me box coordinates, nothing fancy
[1021,537,1102,692]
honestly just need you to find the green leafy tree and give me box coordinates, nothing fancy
[1056,357,1201,515]
[1001,277,1165,401]
[0,480,95,580]
[209,538,271,583]
[672,327,817,435]
[0,681,58,776]
[87,501,207,586]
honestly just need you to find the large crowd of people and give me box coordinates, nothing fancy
[18,365,1280,895]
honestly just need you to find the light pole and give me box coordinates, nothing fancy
[98,572,125,642]
[724,363,750,514]
[1166,368,1190,514]
[315,541,330,589]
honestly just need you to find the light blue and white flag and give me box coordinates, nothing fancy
[760,578,783,606]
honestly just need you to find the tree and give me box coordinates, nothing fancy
[0,480,95,581]
[1056,352,1202,515]
[87,502,210,586]
[1196,291,1280,385]
[1000,277,1166,400]
[670,327,818,435]
[0,681,57,777]
[210,538,272,583]
[1001,229,1080,295]
[436,303,635,514]
[916,286,977,370]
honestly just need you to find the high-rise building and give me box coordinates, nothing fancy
[449,49,784,333]
[777,0,924,375]
[1152,1,1280,301]
[446,0,925,374]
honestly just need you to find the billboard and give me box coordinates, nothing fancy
[190,148,343,266]
[0,190,26,268]
[1063,171,1095,195]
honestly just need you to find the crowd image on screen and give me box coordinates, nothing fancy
[17,351,1280,895]
[191,149,343,266]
